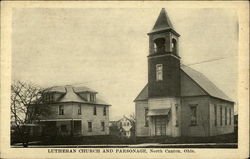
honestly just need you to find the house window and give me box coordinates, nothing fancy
[78,104,81,115]
[214,105,217,126]
[145,108,149,127]
[49,93,53,101]
[220,106,223,126]
[59,105,64,115]
[61,125,67,132]
[225,107,227,125]
[156,64,163,81]
[88,122,92,132]
[103,107,106,116]
[190,105,197,126]
[229,108,231,125]
[90,93,96,102]
[101,122,105,131]
[93,106,97,115]
[175,104,179,127]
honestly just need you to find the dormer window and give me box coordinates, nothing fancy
[43,93,54,102]
[90,93,96,102]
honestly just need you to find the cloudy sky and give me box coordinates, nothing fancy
[12,8,238,120]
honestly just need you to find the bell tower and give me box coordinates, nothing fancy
[147,8,181,98]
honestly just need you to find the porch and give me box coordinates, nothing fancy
[39,119,82,137]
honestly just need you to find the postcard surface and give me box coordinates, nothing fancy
[0,1,249,159]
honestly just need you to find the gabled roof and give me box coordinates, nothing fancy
[134,84,148,101]
[134,66,233,103]
[181,66,233,102]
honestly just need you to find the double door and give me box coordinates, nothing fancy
[155,116,167,136]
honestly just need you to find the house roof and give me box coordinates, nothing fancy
[73,86,97,93]
[134,66,233,103]
[44,85,110,106]
[44,86,66,93]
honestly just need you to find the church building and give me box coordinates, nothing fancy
[134,8,234,137]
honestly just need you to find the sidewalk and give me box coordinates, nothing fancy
[11,142,237,148]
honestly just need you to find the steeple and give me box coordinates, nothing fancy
[147,8,181,98]
[148,8,179,36]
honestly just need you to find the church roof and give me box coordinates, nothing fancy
[148,8,179,36]
[181,66,233,102]
[134,84,148,101]
[134,66,233,102]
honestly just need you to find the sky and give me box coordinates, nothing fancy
[12,8,238,120]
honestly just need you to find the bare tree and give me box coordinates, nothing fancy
[11,81,50,147]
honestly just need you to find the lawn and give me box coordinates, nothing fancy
[28,133,237,146]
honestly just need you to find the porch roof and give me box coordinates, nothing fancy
[39,119,82,122]
[147,108,171,116]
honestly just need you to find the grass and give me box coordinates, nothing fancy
[27,133,237,146]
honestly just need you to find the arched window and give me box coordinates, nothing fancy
[154,38,165,54]
[171,39,177,55]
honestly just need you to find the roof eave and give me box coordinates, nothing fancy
[147,28,180,37]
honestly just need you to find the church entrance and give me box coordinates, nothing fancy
[155,116,167,136]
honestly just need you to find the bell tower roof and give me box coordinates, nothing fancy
[148,8,180,36]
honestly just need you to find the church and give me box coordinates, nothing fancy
[134,8,234,137]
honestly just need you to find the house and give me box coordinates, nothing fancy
[109,116,135,138]
[134,8,234,137]
[38,85,111,136]
[117,116,135,138]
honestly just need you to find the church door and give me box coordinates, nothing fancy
[155,116,167,136]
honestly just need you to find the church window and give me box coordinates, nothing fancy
[145,108,149,127]
[214,105,217,126]
[225,107,227,125]
[153,38,165,54]
[229,108,232,125]
[175,104,179,127]
[220,106,223,126]
[156,64,163,81]
[190,105,197,126]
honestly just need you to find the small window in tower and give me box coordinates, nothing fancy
[154,38,165,54]
[156,64,163,81]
